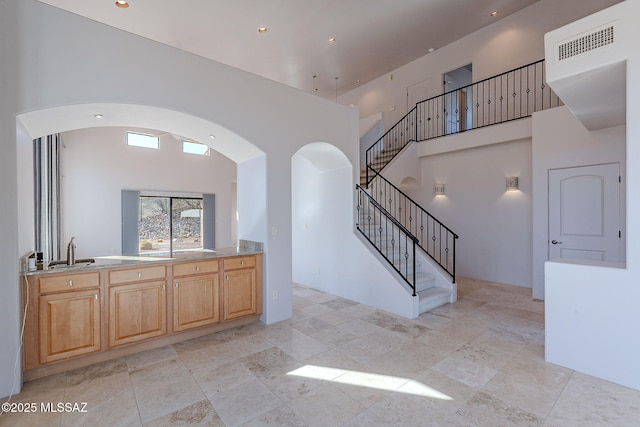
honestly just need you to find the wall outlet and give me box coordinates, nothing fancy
[389,104,396,111]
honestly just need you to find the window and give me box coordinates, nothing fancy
[182,140,210,156]
[139,196,203,255]
[127,132,159,149]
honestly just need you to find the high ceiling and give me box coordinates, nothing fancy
[37,0,541,99]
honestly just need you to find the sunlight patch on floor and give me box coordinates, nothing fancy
[287,365,453,400]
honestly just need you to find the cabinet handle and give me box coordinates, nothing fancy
[69,280,73,287]
[225,275,229,280]
[196,265,200,272]
[138,272,142,279]
[175,282,179,288]
[241,260,245,266]
[95,294,98,300]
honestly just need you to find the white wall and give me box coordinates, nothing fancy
[359,114,384,173]
[0,0,24,400]
[419,139,533,287]
[59,127,237,258]
[338,0,620,290]
[292,143,415,317]
[0,0,360,397]
[544,0,640,391]
[532,107,626,299]
[339,0,622,122]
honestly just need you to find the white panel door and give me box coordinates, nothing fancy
[407,78,432,110]
[548,163,621,262]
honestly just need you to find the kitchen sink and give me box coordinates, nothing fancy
[48,258,95,268]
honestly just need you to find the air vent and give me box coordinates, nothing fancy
[558,25,614,61]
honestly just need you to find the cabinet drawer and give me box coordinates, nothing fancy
[173,260,219,277]
[39,272,99,294]
[223,256,255,271]
[109,265,166,285]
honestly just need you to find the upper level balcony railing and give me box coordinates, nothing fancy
[416,59,561,140]
[365,59,561,186]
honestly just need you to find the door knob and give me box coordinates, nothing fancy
[551,240,563,245]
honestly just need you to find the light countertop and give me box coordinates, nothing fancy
[24,240,263,276]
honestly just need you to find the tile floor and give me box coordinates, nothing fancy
[2,278,640,426]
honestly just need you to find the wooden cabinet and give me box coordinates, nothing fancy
[222,255,261,321]
[108,266,167,347]
[173,260,219,332]
[23,252,262,380]
[31,272,101,366]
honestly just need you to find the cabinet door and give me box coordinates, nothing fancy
[174,274,219,332]
[109,280,167,347]
[39,289,100,364]
[223,269,257,321]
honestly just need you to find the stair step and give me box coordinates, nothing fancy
[418,288,451,314]
[411,272,436,292]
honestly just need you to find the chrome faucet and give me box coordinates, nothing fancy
[67,237,76,266]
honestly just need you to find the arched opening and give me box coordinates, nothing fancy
[16,103,266,261]
[291,142,352,294]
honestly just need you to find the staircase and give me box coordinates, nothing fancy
[356,58,561,316]
[355,183,456,315]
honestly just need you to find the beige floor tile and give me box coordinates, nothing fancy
[456,391,544,426]
[414,329,468,354]
[258,371,325,403]
[364,347,432,379]
[341,408,389,425]
[336,335,395,365]
[298,303,335,317]
[321,298,358,311]
[433,351,499,389]
[143,399,223,426]
[129,358,205,423]
[9,280,640,427]
[309,325,359,348]
[0,410,62,427]
[276,335,328,361]
[362,310,430,339]
[126,345,178,371]
[290,315,334,336]
[544,372,640,427]
[65,357,128,387]
[413,312,452,329]
[337,302,377,318]
[287,384,365,427]
[366,390,452,426]
[207,378,282,426]
[240,347,302,381]
[62,369,140,427]
[241,404,307,426]
[432,318,487,342]
[300,348,370,373]
[336,318,386,337]
[190,360,257,396]
[315,309,357,326]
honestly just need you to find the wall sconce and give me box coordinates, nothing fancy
[434,183,445,196]
[506,176,519,191]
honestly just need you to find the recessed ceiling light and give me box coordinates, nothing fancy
[209,134,216,139]
[356,79,360,83]
[115,1,129,8]
[258,27,268,33]
[490,11,499,17]
[428,47,435,53]
[328,38,336,43]
[94,114,103,119]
